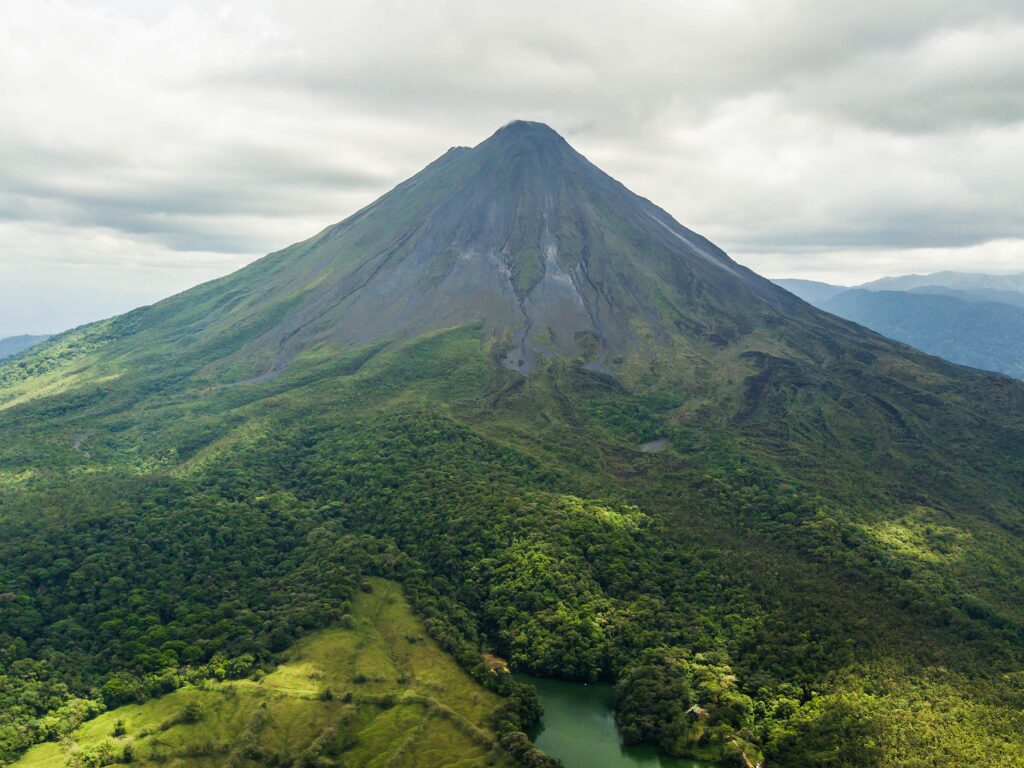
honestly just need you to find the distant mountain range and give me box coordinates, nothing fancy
[0,334,49,360]
[860,270,1024,293]
[775,272,1024,379]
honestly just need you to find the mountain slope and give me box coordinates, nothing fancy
[13,579,516,768]
[111,120,826,383]
[2,122,1024,768]
[904,284,1024,307]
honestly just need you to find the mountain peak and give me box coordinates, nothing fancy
[480,120,571,156]
[160,122,812,381]
[491,119,564,139]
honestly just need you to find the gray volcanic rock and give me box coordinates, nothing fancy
[150,120,830,381]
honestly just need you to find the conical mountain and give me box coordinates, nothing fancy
[6,120,1023,502]
[2,122,1024,768]
[138,120,845,381]
[110,120,1024,501]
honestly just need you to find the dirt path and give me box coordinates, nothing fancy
[72,431,93,459]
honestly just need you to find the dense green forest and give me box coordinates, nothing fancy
[2,321,1023,767]
[3,122,1024,768]
[13,578,526,768]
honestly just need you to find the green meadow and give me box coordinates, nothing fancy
[14,579,514,768]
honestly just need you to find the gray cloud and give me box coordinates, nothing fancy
[0,0,1021,336]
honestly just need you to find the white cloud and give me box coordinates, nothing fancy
[0,220,252,335]
[0,0,1022,336]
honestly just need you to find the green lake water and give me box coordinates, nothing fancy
[514,674,716,768]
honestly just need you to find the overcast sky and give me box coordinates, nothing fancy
[2,0,1023,337]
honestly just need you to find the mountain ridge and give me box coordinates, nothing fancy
[861,270,1024,293]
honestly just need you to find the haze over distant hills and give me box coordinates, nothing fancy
[0,335,50,361]
[775,272,1024,379]
[860,271,1024,294]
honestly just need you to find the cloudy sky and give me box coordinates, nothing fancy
[2,0,1023,337]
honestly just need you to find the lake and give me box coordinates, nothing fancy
[514,674,717,768]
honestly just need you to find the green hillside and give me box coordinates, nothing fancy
[2,123,1023,767]
[13,579,516,768]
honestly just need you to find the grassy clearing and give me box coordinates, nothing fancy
[13,579,513,768]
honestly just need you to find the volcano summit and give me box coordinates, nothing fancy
[148,120,833,382]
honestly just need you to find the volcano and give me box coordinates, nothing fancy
[2,122,1024,768]
[122,120,1024,506]
[143,120,858,382]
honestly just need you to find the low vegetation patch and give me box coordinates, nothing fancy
[12,580,517,768]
